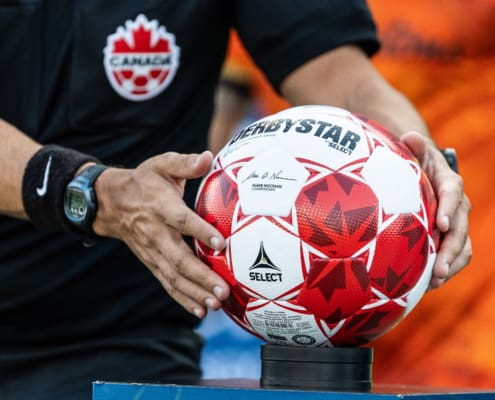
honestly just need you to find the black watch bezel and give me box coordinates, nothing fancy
[63,164,108,233]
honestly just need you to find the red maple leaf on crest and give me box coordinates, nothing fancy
[112,19,171,53]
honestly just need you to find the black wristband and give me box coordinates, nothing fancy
[22,145,100,233]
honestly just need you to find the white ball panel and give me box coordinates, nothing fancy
[218,125,278,167]
[219,106,371,172]
[237,148,309,217]
[275,104,351,119]
[230,218,304,300]
[272,127,370,171]
[245,300,329,346]
[362,146,421,214]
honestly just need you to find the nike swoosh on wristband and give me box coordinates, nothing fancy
[36,155,53,197]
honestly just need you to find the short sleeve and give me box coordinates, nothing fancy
[233,0,380,90]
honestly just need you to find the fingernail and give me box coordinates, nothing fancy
[209,236,223,250]
[213,285,225,299]
[205,297,217,309]
[429,279,441,289]
[436,262,449,279]
[193,307,203,318]
[441,215,450,231]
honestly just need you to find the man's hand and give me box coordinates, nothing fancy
[401,132,472,288]
[92,151,230,318]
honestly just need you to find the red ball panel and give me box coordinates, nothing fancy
[296,172,379,258]
[196,169,239,250]
[328,300,405,346]
[199,253,250,323]
[297,257,371,323]
[370,214,429,298]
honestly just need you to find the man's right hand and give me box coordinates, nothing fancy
[92,151,230,318]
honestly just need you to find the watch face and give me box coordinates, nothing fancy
[66,188,88,221]
[63,165,105,231]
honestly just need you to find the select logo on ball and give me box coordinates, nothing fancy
[248,242,283,283]
[103,14,180,101]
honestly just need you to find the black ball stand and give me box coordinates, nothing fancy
[260,344,373,391]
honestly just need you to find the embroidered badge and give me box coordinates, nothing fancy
[103,14,180,101]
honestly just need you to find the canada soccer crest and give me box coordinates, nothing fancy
[103,14,180,101]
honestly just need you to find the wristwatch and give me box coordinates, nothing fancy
[63,164,108,233]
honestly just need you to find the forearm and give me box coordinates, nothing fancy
[345,67,431,140]
[0,119,41,219]
[208,82,252,154]
[280,46,431,141]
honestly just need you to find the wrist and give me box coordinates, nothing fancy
[91,166,127,238]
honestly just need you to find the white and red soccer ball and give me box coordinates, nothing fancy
[195,105,439,347]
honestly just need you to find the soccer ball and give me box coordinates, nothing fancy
[195,105,439,347]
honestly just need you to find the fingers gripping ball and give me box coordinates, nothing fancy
[195,105,439,347]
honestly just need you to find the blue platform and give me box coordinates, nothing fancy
[93,379,495,400]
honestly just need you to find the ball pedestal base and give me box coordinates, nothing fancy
[260,344,373,391]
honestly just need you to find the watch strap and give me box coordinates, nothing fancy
[441,148,458,173]
[69,164,109,234]
[76,164,109,187]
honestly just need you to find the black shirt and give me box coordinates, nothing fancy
[0,1,378,398]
